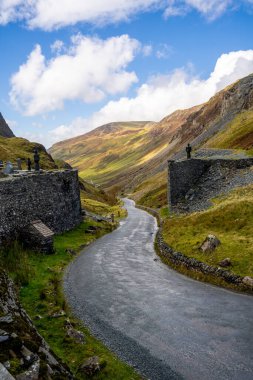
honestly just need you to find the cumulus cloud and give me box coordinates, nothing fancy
[50,40,65,55]
[0,0,163,29]
[1,1,253,29]
[45,49,253,147]
[164,0,233,20]
[0,0,27,25]
[10,34,140,116]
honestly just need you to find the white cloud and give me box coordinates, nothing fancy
[0,0,27,25]
[45,49,253,147]
[10,34,140,116]
[156,43,173,59]
[0,0,163,29]
[164,0,232,20]
[1,1,253,29]
[142,45,153,56]
[50,40,65,55]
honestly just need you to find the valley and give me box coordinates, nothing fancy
[50,74,253,209]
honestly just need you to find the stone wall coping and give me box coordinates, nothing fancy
[168,157,253,163]
[0,169,78,183]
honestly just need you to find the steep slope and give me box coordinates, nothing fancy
[0,112,15,138]
[0,136,57,169]
[50,73,253,207]
[0,112,57,169]
[204,108,253,155]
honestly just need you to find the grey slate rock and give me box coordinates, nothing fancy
[0,112,15,138]
[0,363,15,380]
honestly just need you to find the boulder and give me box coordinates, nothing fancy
[79,356,101,376]
[219,258,231,267]
[66,327,85,344]
[0,363,15,380]
[65,249,77,256]
[242,276,253,288]
[200,235,221,253]
[16,359,40,380]
[51,310,66,318]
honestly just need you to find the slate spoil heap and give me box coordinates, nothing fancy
[0,271,73,379]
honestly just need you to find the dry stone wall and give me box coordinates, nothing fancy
[0,170,82,243]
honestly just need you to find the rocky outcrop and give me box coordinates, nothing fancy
[0,113,15,138]
[0,271,73,379]
[199,235,221,253]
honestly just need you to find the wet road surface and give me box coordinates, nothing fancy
[64,199,253,380]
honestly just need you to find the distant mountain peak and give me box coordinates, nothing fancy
[0,113,15,138]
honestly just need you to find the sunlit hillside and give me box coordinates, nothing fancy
[50,74,253,209]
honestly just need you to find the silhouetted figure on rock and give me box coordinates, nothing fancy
[186,143,192,159]
[27,158,32,171]
[34,148,40,171]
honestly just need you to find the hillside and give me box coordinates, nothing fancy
[50,73,253,208]
[0,113,57,169]
[0,136,58,169]
[0,113,120,214]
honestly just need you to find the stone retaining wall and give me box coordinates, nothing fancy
[0,170,82,243]
[168,157,253,212]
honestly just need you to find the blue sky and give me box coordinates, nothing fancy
[1,0,253,147]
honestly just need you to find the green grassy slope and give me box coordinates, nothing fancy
[204,109,253,155]
[0,136,56,169]
[162,183,253,277]
[79,178,125,217]
[50,121,159,185]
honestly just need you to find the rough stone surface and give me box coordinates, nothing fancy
[15,360,40,380]
[168,156,253,213]
[242,276,253,288]
[0,363,15,380]
[0,170,82,244]
[219,258,232,268]
[200,235,221,253]
[67,327,85,344]
[79,356,101,376]
[0,113,15,138]
[0,271,73,379]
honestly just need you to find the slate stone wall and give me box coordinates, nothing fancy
[168,159,209,206]
[168,157,253,212]
[0,170,82,242]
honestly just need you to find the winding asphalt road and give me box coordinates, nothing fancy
[64,199,253,380]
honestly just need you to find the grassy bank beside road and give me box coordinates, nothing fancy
[1,219,141,380]
[162,184,253,278]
